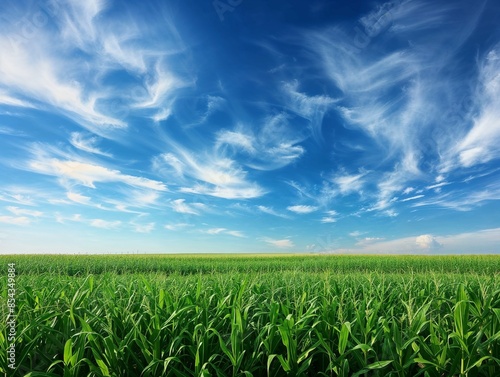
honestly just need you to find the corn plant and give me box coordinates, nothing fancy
[0,255,499,376]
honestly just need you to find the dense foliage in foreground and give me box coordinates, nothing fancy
[1,255,500,376]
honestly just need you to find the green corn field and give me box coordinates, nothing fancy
[1,254,499,376]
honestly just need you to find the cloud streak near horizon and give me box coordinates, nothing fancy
[0,0,499,254]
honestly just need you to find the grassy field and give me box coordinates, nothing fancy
[1,254,499,376]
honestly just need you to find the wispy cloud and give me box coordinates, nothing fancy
[226,230,245,238]
[131,222,155,233]
[412,182,500,211]
[355,237,385,246]
[400,194,424,202]
[257,205,289,218]
[0,33,125,132]
[171,199,202,215]
[0,90,34,108]
[320,217,336,223]
[329,171,366,196]
[264,238,294,248]
[164,223,191,231]
[90,219,122,229]
[216,114,305,171]
[67,192,92,205]
[441,46,500,171]
[0,0,189,137]
[70,132,112,157]
[206,228,227,235]
[6,206,43,217]
[281,80,337,143]
[0,126,26,137]
[204,228,246,237]
[426,182,450,191]
[28,149,167,191]
[320,210,338,223]
[287,205,318,214]
[153,144,266,200]
[302,0,490,214]
[402,187,415,195]
[0,188,39,206]
[0,215,32,226]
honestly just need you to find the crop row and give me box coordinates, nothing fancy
[1,254,499,276]
[1,271,499,376]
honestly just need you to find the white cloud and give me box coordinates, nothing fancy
[70,132,112,157]
[0,215,32,226]
[0,126,27,137]
[383,209,399,217]
[356,237,385,246]
[287,205,318,214]
[438,228,500,253]
[426,182,450,190]
[216,130,256,154]
[154,146,265,199]
[67,192,92,205]
[164,223,191,231]
[320,217,337,223]
[226,230,245,238]
[330,228,500,254]
[134,62,183,109]
[281,80,337,143]
[216,114,305,171]
[403,187,415,195]
[400,194,424,202]
[448,47,500,169]
[371,154,420,211]
[257,205,289,218]
[180,185,265,200]
[265,238,294,248]
[333,172,366,195]
[6,206,43,217]
[0,0,189,137]
[29,157,167,191]
[412,181,500,211]
[0,34,125,132]
[206,228,227,235]
[1,189,52,207]
[132,222,155,233]
[416,234,442,250]
[0,90,34,108]
[171,199,200,215]
[204,228,245,237]
[154,113,303,200]
[55,213,83,224]
[303,1,489,214]
[90,219,121,229]
[185,95,226,126]
[329,236,417,254]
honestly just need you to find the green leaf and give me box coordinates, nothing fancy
[63,338,73,365]
[366,360,393,369]
[338,322,350,354]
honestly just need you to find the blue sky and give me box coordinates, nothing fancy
[1,0,500,254]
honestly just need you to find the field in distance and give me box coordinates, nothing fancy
[1,254,499,376]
